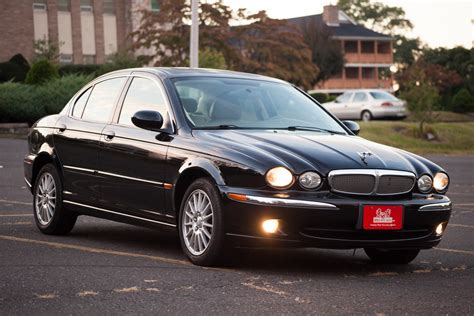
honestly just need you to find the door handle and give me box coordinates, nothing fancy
[103,130,115,141]
[56,124,67,133]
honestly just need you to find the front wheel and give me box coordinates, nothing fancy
[178,178,227,266]
[364,248,420,264]
[33,164,77,235]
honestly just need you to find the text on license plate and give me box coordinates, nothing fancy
[363,205,403,230]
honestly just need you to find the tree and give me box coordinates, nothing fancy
[393,35,424,67]
[296,18,344,83]
[337,0,412,34]
[132,0,318,89]
[33,38,62,63]
[199,48,227,69]
[232,11,319,89]
[398,64,439,136]
[451,88,474,113]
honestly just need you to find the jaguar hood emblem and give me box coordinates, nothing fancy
[358,151,373,164]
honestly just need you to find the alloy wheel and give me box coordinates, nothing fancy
[182,189,214,256]
[35,172,56,225]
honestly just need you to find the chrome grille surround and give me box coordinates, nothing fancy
[328,169,416,196]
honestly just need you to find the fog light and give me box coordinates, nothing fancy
[262,219,279,234]
[435,223,444,236]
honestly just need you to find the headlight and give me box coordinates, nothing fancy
[417,175,433,193]
[299,171,322,190]
[266,167,294,189]
[433,172,449,192]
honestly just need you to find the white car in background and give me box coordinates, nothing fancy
[322,90,408,121]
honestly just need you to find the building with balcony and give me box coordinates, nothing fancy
[0,0,160,64]
[289,5,395,93]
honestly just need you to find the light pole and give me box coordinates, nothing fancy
[190,0,199,68]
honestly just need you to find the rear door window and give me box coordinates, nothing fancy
[353,92,368,103]
[81,77,126,123]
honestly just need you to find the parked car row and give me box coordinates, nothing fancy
[321,89,408,121]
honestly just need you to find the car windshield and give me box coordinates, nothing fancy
[173,77,347,134]
[369,91,398,101]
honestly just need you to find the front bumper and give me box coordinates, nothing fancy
[220,187,451,250]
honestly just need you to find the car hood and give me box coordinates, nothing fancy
[193,129,443,177]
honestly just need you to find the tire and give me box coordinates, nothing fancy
[33,163,77,235]
[364,248,420,264]
[361,110,373,122]
[178,178,227,266]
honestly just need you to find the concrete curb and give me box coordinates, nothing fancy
[0,123,30,135]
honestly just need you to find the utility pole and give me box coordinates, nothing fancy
[190,0,199,68]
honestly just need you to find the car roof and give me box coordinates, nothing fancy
[99,67,288,84]
[343,89,393,93]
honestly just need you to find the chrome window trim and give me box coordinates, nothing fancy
[228,194,339,210]
[419,201,452,212]
[63,165,163,186]
[63,200,176,227]
[328,169,416,196]
[110,72,177,134]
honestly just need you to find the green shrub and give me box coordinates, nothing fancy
[0,54,30,83]
[59,64,101,76]
[309,92,329,103]
[0,74,91,124]
[25,59,59,85]
[10,54,30,70]
[451,88,474,113]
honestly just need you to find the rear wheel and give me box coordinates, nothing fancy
[178,178,227,266]
[361,110,373,122]
[364,248,420,264]
[33,164,77,235]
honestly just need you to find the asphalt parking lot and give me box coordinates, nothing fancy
[0,137,473,315]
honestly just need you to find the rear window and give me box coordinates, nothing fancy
[81,77,126,123]
[369,91,397,101]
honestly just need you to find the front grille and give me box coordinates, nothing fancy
[328,169,415,196]
[330,174,375,194]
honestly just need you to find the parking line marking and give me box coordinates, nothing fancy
[0,199,30,206]
[0,214,32,217]
[449,223,474,229]
[0,222,31,226]
[0,234,192,266]
[435,247,474,256]
[454,203,474,206]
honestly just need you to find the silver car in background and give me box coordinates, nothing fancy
[322,90,408,121]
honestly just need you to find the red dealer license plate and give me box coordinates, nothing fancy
[363,205,403,230]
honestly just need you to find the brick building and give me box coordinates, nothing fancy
[290,5,395,93]
[0,0,160,64]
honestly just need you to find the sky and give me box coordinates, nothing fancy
[221,0,473,49]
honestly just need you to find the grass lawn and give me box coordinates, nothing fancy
[359,121,474,155]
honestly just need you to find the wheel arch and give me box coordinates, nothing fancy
[32,152,62,188]
[173,159,225,214]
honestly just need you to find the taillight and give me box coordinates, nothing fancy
[381,102,393,107]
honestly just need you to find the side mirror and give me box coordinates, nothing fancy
[342,120,360,135]
[132,110,164,132]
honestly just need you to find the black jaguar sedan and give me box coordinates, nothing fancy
[24,68,452,266]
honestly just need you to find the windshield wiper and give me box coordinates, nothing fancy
[196,125,242,130]
[287,126,346,135]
